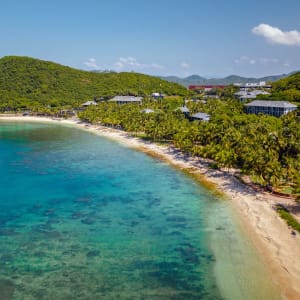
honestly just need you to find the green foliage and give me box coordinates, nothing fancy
[79,98,300,192]
[1,55,299,195]
[271,72,300,102]
[0,56,188,110]
[275,205,300,233]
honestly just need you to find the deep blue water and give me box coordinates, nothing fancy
[0,122,223,300]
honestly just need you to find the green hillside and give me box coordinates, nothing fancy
[271,72,300,102]
[0,56,188,108]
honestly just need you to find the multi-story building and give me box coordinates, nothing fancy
[245,100,297,117]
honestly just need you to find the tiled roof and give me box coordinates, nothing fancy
[245,100,297,108]
[177,106,190,113]
[110,96,143,102]
[191,112,210,120]
[82,101,97,106]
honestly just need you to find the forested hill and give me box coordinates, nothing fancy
[270,72,300,102]
[0,56,188,107]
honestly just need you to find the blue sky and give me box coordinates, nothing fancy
[1,0,300,77]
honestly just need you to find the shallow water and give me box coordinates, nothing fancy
[0,121,279,299]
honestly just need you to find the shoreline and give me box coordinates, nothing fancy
[1,115,300,299]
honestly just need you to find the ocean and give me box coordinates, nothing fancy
[0,121,279,299]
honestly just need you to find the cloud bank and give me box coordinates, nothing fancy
[234,56,279,65]
[84,58,99,69]
[252,24,300,46]
[114,57,164,71]
[180,62,190,69]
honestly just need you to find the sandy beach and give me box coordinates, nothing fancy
[1,115,300,299]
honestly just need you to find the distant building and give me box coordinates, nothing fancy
[203,94,220,99]
[58,110,76,118]
[109,96,143,104]
[234,90,270,102]
[234,82,272,91]
[189,85,227,91]
[151,92,164,99]
[251,89,271,96]
[190,112,210,121]
[140,108,155,114]
[177,106,190,115]
[245,100,297,117]
[82,100,97,107]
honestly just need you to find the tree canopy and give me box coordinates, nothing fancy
[0,56,189,109]
[268,72,300,102]
[78,98,300,194]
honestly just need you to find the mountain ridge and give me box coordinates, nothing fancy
[159,72,297,87]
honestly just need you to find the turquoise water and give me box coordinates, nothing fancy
[0,121,279,300]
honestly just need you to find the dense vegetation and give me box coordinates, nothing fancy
[0,56,189,110]
[0,56,299,197]
[268,72,300,102]
[78,98,300,195]
[276,205,300,233]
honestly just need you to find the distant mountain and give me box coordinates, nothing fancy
[160,73,297,87]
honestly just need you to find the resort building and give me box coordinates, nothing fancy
[234,90,270,102]
[109,96,143,104]
[140,108,155,114]
[177,106,190,116]
[234,81,272,91]
[82,100,97,107]
[189,85,227,92]
[151,92,164,99]
[190,112,210,121]
[245,100,297,117]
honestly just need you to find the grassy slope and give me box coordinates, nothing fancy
[270,72,300,102]
[0,56,188,106]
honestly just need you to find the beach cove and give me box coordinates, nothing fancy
[0,116,299,299]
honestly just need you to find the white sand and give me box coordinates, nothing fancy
[1,115,300,299]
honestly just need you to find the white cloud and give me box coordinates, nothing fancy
[252,24,300,46]
[150,63,165,70]
[180,62,190,69]
[259,57,279,64]
[234,56,256,65]
[119,57,142,68]
[234,56,279,65]
[84,58,100,69]
[114,57,165,71]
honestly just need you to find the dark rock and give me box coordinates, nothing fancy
[43,209,55,216]
[34,251,46,258]
[71,211,86,219]
[131,221,139,227]
[176,246,200,264]
[166,216,186,223]
[216,226,225,231]
[81,218,95,225]
[86,250,100,258]
[0,255,14,263]
[0,279,15,300]
[75,197,91,204]
[0,229,16,236]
